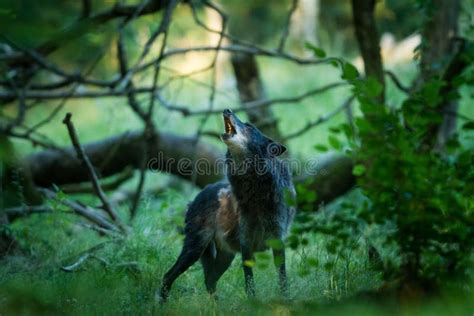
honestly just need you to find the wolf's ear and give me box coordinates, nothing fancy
[266,138,287,156]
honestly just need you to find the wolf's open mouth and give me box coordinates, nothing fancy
[224,116,236,135]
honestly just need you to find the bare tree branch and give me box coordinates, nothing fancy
[6,0,169,62]
[62,113,124,231]
[130,0,177,218]
[283,96,355,141]
[4,205,59,221]
[385,70,410,94]
[157,82,347,116]
[60,240,117,272]
[0,86,165,100]
[39,188,120,232]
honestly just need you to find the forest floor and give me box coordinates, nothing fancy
[1,190,473,315]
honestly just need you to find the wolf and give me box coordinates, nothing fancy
[157,109,296,302]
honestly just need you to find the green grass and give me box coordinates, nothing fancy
[0,190,382,315]
[1,190,474,315]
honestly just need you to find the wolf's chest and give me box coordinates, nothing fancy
[214,185,286,254]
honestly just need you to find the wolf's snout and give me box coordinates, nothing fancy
[223,109,232,117]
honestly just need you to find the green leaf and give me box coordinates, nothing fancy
[255,252,271,261]
[314,144,329,152]
[256,262,269,270]
[328,135,342,150]
[265,239,284,250]
[298,267,311,277]
[244,260,255,268]
[462,121,474,130]
[352,164,366,176]
[307,257,319,267]
[305,42,326,58]
[330,60,339,68]
[323,261,335,271]
[304,191,317,203]
[287,235,299,249]
[273,255,284,266]
[342,62,359,80]
[366,77,383,98]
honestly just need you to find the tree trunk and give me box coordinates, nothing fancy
[292,0,320,50]
[230,53,283,141]
[351,0,385,102]
[302,153,355,205]
[420,0,460,82]
[418,0,462,150]
[27,130,223,189]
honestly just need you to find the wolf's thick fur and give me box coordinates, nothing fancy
[157,109,295,302]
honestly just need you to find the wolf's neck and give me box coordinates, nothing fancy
[226,156,276,198]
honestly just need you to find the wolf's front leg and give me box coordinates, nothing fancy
[240,243,256,297]
[272,247,288,296]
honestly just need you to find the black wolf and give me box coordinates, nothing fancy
[157,109,295,302]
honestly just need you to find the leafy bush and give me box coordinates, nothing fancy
[293,43,474,296]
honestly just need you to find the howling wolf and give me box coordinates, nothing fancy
[157,109,295,302]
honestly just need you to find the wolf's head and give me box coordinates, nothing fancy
[220,109,286,159]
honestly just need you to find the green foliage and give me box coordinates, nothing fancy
[353,72,474,286]
[305,42,327,58]
[313,53,473,294]
[293,39,474,295]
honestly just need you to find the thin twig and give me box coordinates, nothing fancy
[117,29,147,120]
[6,130,60,149]
[116,0,179,90]
[25,47,108,135]
[385,70,411,94]
[157,81,348,116]
[39,188,120,232]
[60,240,115,272]
[283,96,355,141]
[62,113,125,231]
[130,0,176,218]
[0,86,164,100]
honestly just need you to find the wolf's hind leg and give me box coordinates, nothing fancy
[201,245,235,296]
[241,244,256,297]
[157,231,211,303]
[272,247,288,296]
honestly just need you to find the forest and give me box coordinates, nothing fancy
[1,0,473,314]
